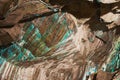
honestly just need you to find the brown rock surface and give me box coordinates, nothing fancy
[0,0,120,80]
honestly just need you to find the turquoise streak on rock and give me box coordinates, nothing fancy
[0,44,35,63]
[106,40,120,72]
[0,13,73,63]
[61,30,72,42]
[23,24,35,41]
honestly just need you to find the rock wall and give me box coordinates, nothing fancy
[0,0,120,80]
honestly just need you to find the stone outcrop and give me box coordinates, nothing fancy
[0,0,120,80]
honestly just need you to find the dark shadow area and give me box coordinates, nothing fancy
[49,0,120,19]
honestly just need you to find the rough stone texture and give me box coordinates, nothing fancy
[0,0,120,80]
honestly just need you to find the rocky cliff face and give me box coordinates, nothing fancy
[0,0,120,80]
